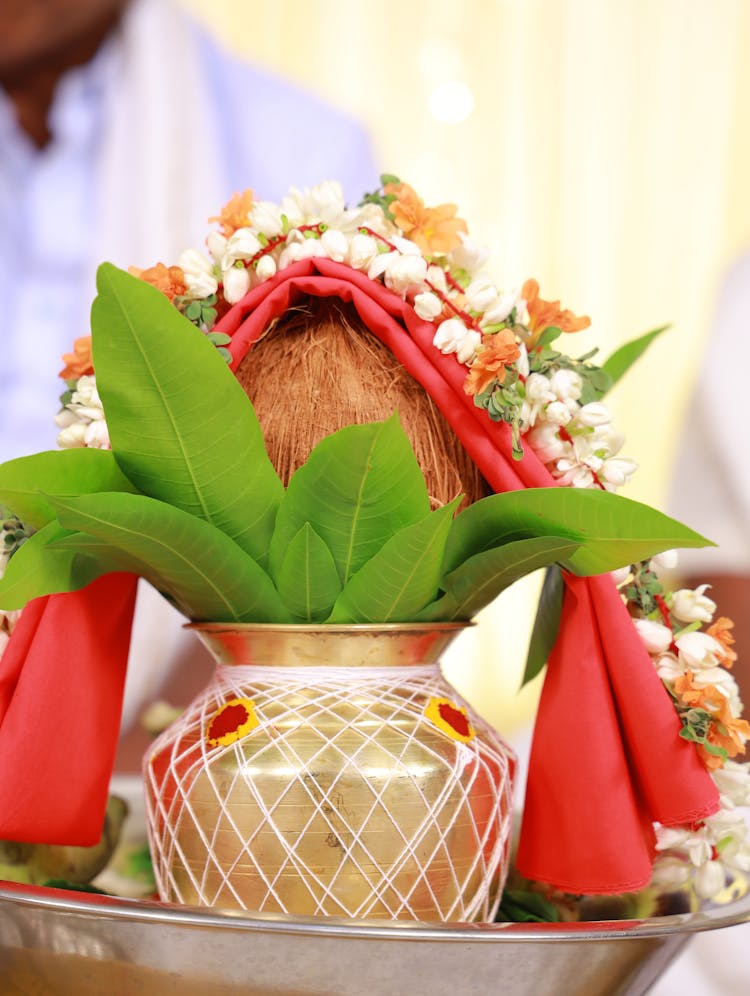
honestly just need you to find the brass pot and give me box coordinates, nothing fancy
[143,624,515,922]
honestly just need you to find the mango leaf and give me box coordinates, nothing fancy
[328,499,460,623]
[522,565,565,686]
[416,536,580,622]
[48,491,291,623]
[276,523,342,623]
[91,264,283,566]
[0,522,105,610]
[600,325,669,393]
[442,487,712,578]
[269,413,430,584]
[0,449,137,530]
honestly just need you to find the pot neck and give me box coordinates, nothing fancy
[187,623,470,669]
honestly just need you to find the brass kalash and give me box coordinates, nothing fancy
[144,623,514,921]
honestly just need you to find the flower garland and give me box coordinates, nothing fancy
[25,176,750,901]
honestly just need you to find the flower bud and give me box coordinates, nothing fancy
[456,329,482,364]
[250,200,284,237]
[84,420,111,449]
[321,228,349,262]
[223,227,262,263]
[414,292,443,321]
[694,860,726,900]
[465,277,498,313]
[57,422,88,448]
[206,231,227,264]
[447,233,489,274]
[349,234,378,270]
[384,253,428,296]
[544,401,573,426]
[675,631,724,670]
[652,549,679,571]
[432,318,466,355]
[671,585,716,624]
[179,248,219,298]
[548,368,582,401]
[223,265,251,304]
[633,618,674,655]
[255,254,277,281]
[426,265,448,293]
[483,290,518,325]
[574,401,612,428]
[525,372,554,405]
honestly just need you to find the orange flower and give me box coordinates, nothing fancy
[384,181,468,255]
[522,278,591,346]
[128,262,187,301]
[209,189,254,237]
[707,617,737,668]
[463,329,520,396]
[59,336,94,380]
[674,670,750,768]
[674,671,725,713]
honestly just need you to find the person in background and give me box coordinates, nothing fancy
[0,0,378,755]
[669,252,750,706]
[0,0,377,463]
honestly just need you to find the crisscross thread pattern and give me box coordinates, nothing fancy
[145,663,515,921]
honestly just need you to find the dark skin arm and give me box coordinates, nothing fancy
[0,0,127,147]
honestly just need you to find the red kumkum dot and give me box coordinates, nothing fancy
[438,702,470,738]
[208,702,249,741]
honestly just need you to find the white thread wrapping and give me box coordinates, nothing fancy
[144,664,515,922]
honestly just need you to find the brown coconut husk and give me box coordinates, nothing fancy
[235,297,489,509]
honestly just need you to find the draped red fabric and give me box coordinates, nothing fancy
[0,574,137,844]
[0,258,718,890]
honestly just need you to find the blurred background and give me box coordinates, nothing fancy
[177,0,750,733]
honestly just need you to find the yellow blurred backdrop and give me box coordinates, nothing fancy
[180,0,750,735]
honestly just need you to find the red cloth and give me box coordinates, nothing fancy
[0,574,137,844]
[0,259,718,890]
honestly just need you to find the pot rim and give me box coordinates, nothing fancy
[184,621,474,634]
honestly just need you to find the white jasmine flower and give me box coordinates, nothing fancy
[70,375,103,416]
[526,373,555,406]
[348,233,378,270]
[250,200,284,237]
[572,401,612,428]
[255,254,277,281]
[54,408,77,429]
[465,277,499,313]
[223,228,263,266]
[447,232,489,274]
[286,181,347,228]
[223,265,251,304]
[320,228,349,262]
[57,422,88,448]
[278,242,304,269]
[548,368,583,402]
[414,291,443,321]
[482,289,519,326]
[432,318,480,363]
[456,329,482,364]
[426,265,448,293]
[694,860,726,900]
[391,235,423,256]
[352,202,393,236]
[671,585,717,624]
[712,760,750,807]
[675,631,724,671]
[206,231,227,264]
[544,401,573,426]
[83,419,111,449]
[367,250,397,282]
[433,317,469,356]
[652,550,679,572]
[179,248,219,298]
[650,855,692,890]
[655,652,683,684]
[527,422,570,462]
[598,456,638,489]
[634,618,674,655]
[383,253,428,297]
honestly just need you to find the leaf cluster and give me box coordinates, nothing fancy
[0,267,711,629]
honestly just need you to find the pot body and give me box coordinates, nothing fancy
[144,624,515,922]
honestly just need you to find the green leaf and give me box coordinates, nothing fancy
[522,565,565,686]
[91,264,283,566]
[0,449,137,530]
[416,536,580,622]
[442,487,713,578]
[329,498,460,623]
[48,492,291,623]
[276,523,342,622]
[0,522,104,610]
[601,325,669,392]
[496,889,561,923]
[269,413,430,584]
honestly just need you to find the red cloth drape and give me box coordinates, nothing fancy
[0,259,718,889]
